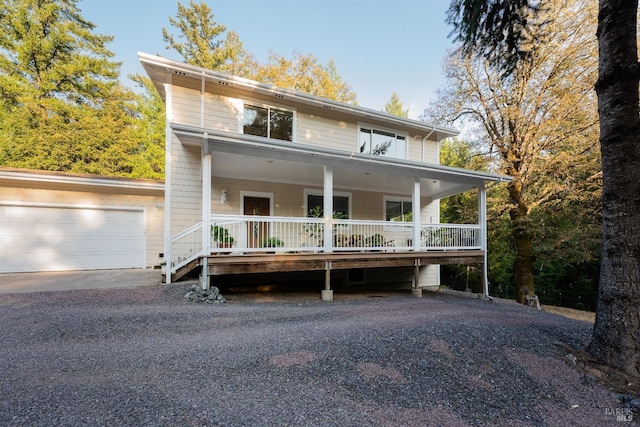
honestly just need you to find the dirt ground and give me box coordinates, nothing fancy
[542,305,596,323]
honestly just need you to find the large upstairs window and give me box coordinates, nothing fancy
[242,104,294,141]
[359,127,407,159]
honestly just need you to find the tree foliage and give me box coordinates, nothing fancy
[447,0,548,75]
[253,51,357,104]
[384,92,409,117]
[448,0,640,377]
[0,0,163,178]
[161,0,256,77]
[439,139,515,295]
[430,0,600,302]
[162,1,357,104]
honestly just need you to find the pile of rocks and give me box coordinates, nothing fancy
[184,284,226,304]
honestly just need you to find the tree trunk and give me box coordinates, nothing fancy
[588,0,640,377]
[508,181,536,304]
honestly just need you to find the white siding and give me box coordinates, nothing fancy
[169,141,202,232]
[297,114,357,151]
[203,93,240,132]
[172,86,201,127]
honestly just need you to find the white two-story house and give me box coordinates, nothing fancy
[140,52,510,300]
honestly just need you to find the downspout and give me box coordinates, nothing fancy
[421,127,436,163]
[478,184,489,300]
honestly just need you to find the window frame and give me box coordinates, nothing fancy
[357,122,408,160]
[304,189,352,219]
[240,102,296,142]
[383,196,413,222]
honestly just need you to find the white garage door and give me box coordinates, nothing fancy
[0,204,145,273]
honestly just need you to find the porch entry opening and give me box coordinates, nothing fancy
[244,196,270,249]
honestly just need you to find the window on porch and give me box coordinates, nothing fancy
[386,199,413,222]
[242,104,293,141]
[306,193,350,219]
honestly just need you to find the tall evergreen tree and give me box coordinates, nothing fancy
[162,0,256,77]
[0,0,156,177]
[0,0,119,106]
[384,92,409,118]
[587,0,640,377]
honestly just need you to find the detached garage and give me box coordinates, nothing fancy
[0,168,164,274]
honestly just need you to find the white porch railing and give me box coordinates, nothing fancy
[207,215,481,253]
[169,222,204,273]
[420,223,482,250]
[170,215,482,273]
[209,215,325,253]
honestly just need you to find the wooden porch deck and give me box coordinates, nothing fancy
[199,250,485,291]
[205,250,483,274]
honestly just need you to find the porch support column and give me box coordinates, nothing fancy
[164,83,173,284]
[201,140,212,290]
[412,178,421,252]
[478,184,489,299]
[322,261,333,301]
[323,165,334,253]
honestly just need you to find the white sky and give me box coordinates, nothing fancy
[80,0,456,119]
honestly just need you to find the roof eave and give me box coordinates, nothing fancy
[138,52,460,140]
[171,123,510,185]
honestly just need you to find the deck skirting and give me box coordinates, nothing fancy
[204,250,484,275]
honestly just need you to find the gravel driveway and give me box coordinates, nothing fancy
[0,285,630,426]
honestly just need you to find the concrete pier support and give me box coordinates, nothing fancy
[412,260,422,297]
[322,262,333,301]
[322,290,334,301]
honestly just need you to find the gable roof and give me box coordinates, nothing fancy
[138,52,459,141]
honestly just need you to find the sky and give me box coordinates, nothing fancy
[79,0,456,119]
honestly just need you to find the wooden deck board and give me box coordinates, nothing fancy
[205,250,484,275]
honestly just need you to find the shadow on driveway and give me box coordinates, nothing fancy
[0,269,163,294]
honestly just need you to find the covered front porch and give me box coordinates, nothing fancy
[165,124,509,299]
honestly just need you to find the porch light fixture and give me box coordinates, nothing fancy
[221,188,228,205]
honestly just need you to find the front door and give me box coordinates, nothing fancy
[244,196,270,249]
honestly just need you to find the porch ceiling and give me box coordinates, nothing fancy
[173,124,511,200]
[212,152,468,198]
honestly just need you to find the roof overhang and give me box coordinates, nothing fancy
[172,124,511,199]
[139,52,459,141]
[0,167,164,193]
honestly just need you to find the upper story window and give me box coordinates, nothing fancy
[359,127,407,159]
[242,104,294,142]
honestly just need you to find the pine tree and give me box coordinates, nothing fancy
[384,92,409,118]
[0,0,156,177]
[162,0,256,77]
